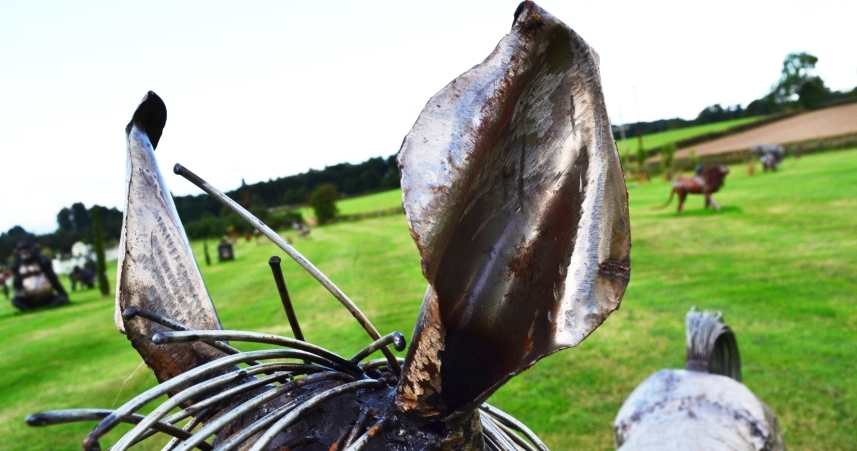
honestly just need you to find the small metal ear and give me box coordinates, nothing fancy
[115,92,227,385]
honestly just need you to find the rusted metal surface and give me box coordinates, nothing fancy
[396,0,630,419]
[29,2,631,449]
[116,91,228,386]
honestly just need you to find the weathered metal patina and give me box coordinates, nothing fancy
[27,2,630,449]
[614,309,785,451]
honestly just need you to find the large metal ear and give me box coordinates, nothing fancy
[396,1,631,420]
[115,91,227,383]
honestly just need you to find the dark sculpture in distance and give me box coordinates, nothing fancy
[10,237,69,311]
[27,2,631,449]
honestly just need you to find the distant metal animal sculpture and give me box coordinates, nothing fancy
[752,144,784,172]
[614,308,784,450]
[655,165,730,213]
[27,2,631,450]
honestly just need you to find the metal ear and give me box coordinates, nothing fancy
[115,92,228,384]
[396,1,631,419]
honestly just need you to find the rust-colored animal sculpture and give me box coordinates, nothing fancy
[28,2,632,449]
[614,308,784,450]
[655,165,730,213]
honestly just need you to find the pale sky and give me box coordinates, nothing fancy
[1,0,855,234]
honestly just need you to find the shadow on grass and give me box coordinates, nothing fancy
[665,204,744,218]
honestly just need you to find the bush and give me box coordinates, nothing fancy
[309,184,339,225]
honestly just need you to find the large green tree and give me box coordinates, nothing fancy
[768,52,828,107]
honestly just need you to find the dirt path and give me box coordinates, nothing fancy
[675,103,857,158]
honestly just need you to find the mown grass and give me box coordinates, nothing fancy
[293,188,403,222]
[0,149,854,450]
[616,116,762,153]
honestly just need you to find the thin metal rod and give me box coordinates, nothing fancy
[211,387,329,451]
[350,331,406,364]
[113,363,302,451]
[479,403,548,451]
[248,379,385,451]
[27,410,212,451]
[486,416,538,451]
[153,330,361,376]
[160,414,204,451]
[167,365,316,421]
[342,409,371,449]
[122,307,263,366]
[173,163,400,375]
[344,416,389,451]
[268,256,305,341]
[360,357,405,371]
[83,349,327,448]
[173,372,354,451]
[481,415,522,451]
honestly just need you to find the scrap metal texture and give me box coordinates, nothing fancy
[614,370,784,451]
[396,1,631,420]
[115,92,228,385]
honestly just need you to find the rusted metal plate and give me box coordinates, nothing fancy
[614,369,784,451]
[115,92,227,384]
[396,1,630,420]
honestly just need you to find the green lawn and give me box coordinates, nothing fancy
[616,116,762,153]
[293,188,403,222]
[0,149,854,450]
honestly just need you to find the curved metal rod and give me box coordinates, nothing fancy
[360,357,405,372]
[248,379,386,451]
[350,331,406,364]
[113,362,303,451]
[173,372,354,451]
[123,307,263,366]
[344,416,389,451]
[166,364,317,421]
[485,415,538,451]
[212,388,331,451]
[342,409,371,449]
[83,349,329,449]
[160,412,205,451]
[173,163,400,375]
[481,414,521,451]
[27,409,212,451]
[479,403,548,451]
[153,330,361,376]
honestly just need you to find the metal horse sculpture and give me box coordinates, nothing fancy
[28,2,631,450]
[654,165,730,213]
[614,309,784,450]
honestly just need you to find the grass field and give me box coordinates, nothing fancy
[293,188,403,222]
[616,116,762,153]
[1,149,855,450]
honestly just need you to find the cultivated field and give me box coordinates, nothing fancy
[0,149,854,450]
[677,102,857,158]
[614,116,762,153]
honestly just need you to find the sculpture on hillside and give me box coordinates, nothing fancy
[751,144,785,172]
[614,308,784,450]
[10,237,69,311]
[655,165,730,213]
[28,2,632,449]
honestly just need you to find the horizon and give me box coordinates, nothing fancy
[2,0,855,234]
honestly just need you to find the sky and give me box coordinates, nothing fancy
[1,0,855,234]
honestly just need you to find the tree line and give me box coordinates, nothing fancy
[613,52,857,142]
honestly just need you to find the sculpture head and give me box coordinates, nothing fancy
[15,237,38,262]
[28,2,630,449]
